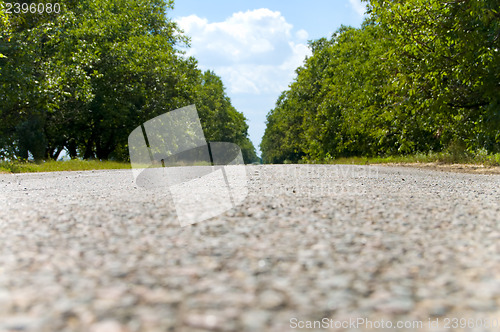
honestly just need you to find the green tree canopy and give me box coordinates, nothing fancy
[261,0,500,163]
[0,0,257,163]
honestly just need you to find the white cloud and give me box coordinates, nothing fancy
[175,9,311,95]
[349,0,366,16]
[296,29,309,41]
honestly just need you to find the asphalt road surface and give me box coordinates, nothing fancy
[0,165,499,332]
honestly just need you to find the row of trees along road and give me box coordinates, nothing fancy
[0,0,259,163]
[261,0,499,164]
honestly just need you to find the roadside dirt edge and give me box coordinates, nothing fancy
[380,162,500,175]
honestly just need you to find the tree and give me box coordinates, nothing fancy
[0,0,257,162]
[0,0,70,160]
[261,0,500,163]
[370,0,500,152]
[262,22,397,162]
[196,70,258,163]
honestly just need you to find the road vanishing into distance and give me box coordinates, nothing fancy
[1,165,499,331]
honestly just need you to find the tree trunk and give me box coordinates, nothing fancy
[96,133,115,160]
[83,137,94,159]
[67,139,77,159]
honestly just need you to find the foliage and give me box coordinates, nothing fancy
[370,0,500,152]
[0,1,10,59]
[0,0,257,163]
[195,70,258,163]
[261,0,500,164]
[0,159,130,173]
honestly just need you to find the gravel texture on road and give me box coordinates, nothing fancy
[0,165,499,332]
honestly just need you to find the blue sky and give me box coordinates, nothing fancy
[171,1,368,156]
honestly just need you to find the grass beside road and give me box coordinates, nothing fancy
[311,151,500,174]
[0,159,131,173]
[1,150,500,174]
[321,151,500,167]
